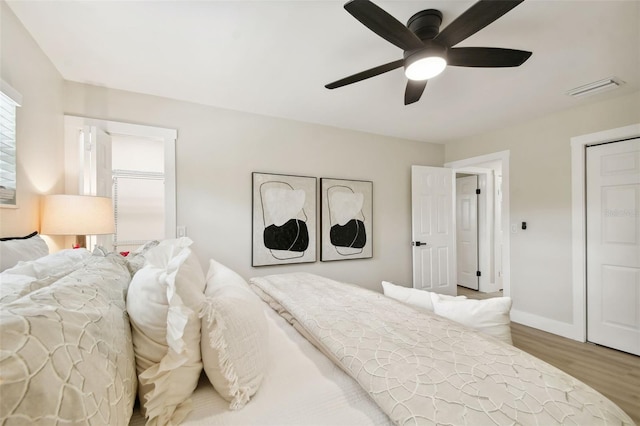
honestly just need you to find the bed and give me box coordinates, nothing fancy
[0,238,635,426]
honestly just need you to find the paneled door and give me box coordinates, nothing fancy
[586,138,640,355]
[411,166,456,295]
[456,175,479,290]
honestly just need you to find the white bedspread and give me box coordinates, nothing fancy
[250,272,634,426]
[129,294,390,425]
[1,254,137,425]
[0,248,92,304]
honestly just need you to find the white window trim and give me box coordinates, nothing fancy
[0,79,22,209]
[64,115,178,239]
[1,80,22,107]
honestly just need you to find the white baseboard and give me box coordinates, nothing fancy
[511,309,583,341]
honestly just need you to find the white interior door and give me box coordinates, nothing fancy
[586,138,640,355]
[411,165,456,295]
[456,175,479,290]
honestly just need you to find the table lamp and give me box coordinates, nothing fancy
[41,194,115,248]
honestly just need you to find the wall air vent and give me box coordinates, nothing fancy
[566,77,624,98]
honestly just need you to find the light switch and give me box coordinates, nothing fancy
[177,226,187,237]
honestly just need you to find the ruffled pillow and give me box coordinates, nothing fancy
[126,238,205,425]
[200,259,268,409]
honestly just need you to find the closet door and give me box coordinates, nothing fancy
[586,138,640,356]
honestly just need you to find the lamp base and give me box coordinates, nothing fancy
[74,235,86,249]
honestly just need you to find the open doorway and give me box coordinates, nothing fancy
[456,173,479,290]
[446,151,510,296]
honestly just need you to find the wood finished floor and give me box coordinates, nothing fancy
[458,286,640,424]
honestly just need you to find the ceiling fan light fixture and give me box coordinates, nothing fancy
[405,56,447,81]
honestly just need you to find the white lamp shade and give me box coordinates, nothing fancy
[41,195,115,235]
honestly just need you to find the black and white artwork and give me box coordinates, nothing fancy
[252,172,316,266]
[321,178,372,261]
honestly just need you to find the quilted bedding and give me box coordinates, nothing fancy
[0,253,137,425]
[250,272,634,426]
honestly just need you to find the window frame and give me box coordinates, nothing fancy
[0,80,22,208]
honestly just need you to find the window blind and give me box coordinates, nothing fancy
[0,89,19,204]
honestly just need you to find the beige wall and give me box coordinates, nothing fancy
[11,0,636,326]
[0,1,65,249]
[64,82,444,290]
[445,91,640,327]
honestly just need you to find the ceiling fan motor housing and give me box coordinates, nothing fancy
[407,9,443,41]
[404,8,448,78]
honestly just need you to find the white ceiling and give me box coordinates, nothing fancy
[6,0,639,143]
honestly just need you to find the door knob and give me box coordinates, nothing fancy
[413,241,432,248]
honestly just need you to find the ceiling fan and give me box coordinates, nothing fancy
[325,0,532,105]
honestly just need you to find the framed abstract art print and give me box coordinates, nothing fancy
[320,178,372,261]
[252,172,316,266]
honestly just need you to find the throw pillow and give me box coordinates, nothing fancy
[381,280,466,311]
[431,293,513,345]
[126,237,206,425]
[200,259,268,410]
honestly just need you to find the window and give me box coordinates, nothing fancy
[0,81,21,207]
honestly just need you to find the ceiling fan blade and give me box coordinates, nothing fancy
[344,0,424,51]
[404,79,428,105]
[435,0,524,47]
[448,47,532,67]
[325,59,404,89]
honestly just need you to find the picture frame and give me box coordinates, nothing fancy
[252,172,316,266]
[320,178,373,261]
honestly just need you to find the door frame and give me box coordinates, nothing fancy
[64,115,178,241]
[455,174,480,290]
[570,123,640,342]
[454,169,495,292]
[445,150,510,296]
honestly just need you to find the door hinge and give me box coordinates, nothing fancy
[476,271,481,277]
[476,188,481,195]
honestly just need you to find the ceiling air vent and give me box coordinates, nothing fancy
[566,77,624,98]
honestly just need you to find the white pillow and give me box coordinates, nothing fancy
[431,293,513,345]
[381,280,465,311]
[201,259,268,410]
[0,232,49,272]
[127,237,206,425]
